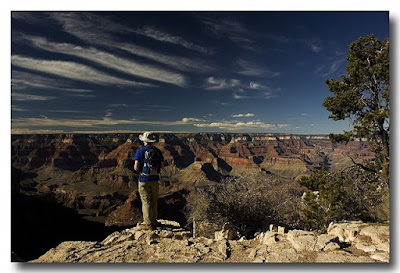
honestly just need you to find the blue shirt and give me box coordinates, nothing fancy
[134,145,163,182]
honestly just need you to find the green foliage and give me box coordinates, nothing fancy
[299,166,388,232]
[301,190,324,231]
[298,166,329,191]
[299,168,346,231]
[323,34,390,184]
[328,132,351,144]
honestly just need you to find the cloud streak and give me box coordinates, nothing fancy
[12,92,56,101]
[199,15,259,52]
[132,26,211,54]
[204,77,241,90]
[11,116,205,129]
[204,77,279,100]
[12,70,93,94]
[50,13,212,71]
[11,55,156,88]
[315,58,346,77]
[21,35,185,86]
[237,59,281,78]
[231,113,255,117]
[194,121,288,131]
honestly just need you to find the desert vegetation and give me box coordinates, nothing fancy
[186,173,303,238]
[300,166,388,232]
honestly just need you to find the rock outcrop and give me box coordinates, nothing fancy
[31,221,389,263]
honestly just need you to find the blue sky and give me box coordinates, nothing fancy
[11,11,389,134]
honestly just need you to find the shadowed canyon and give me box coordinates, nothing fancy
[11,133,374,261]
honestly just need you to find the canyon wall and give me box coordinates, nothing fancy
[11,133,374,221]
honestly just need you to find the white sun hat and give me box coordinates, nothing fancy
[139,131,157,143]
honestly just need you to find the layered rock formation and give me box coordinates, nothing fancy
[11,133,374,224]
[31,220,389,263]
[12,133,374,186]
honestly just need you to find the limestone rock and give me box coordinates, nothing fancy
[287,230,318,251]
[214,222,236,241]
[359,225,389,245]
[327,221,364,243]
[328,221,390,261]
[258,231,279,245]
[370,252,390,263]
[315,234,340,251]
[217,239,231,260]
[30,220,389,263]
[287,230,339,252]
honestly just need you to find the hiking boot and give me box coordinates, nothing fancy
[139,223,155,230]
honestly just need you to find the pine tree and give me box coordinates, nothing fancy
[323,34,389,184]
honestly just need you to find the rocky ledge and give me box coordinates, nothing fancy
[31,220,389,263]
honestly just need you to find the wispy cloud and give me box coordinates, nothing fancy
[199,15,259,52]
[112,41,213,73]
[296,38,323,54]
[11,105,28,112]
[315,58,346,77]
[232,93,249,100]
[11,128,65,134]
[11,104,85,114]
[12,70,93,94]
[194,121,288,131]
[237,59,281,78]
[106,103,175,112]
[50,12,211,56]
[21,35,185,86]
[132,26,211,54]
[108,104,128,108]
[11,55,156,88]
[181,117,205,123]
[46,109,86,113]
[204,77,241,90]
[12,12,49,25]
[11,116,206,129]
[12,92,55,101]
[204,77,279,100]
[105,110,113,118]
[231,113,255,117]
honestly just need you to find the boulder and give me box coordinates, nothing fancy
[214,222,236,241]
[258,231,279,245]
[327,221,363,243]
[287,230,318,251]
[359,225,389,245]
[287,230,339,252]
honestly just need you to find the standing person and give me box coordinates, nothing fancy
[134,132,164,230]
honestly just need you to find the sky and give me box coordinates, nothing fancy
[11,11,389,134]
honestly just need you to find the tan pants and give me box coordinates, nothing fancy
[138,181,159,225]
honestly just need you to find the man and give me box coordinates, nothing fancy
[134,132,164,230]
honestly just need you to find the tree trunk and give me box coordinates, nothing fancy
[379,123,390,185]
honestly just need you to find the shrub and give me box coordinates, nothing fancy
[186,173,303,238]
[299,166,388,232]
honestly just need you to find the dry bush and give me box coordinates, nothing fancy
[186,173,303,238]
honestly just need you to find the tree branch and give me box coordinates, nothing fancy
[345,153,376,173]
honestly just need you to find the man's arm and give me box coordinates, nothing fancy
[134,160,141,172]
